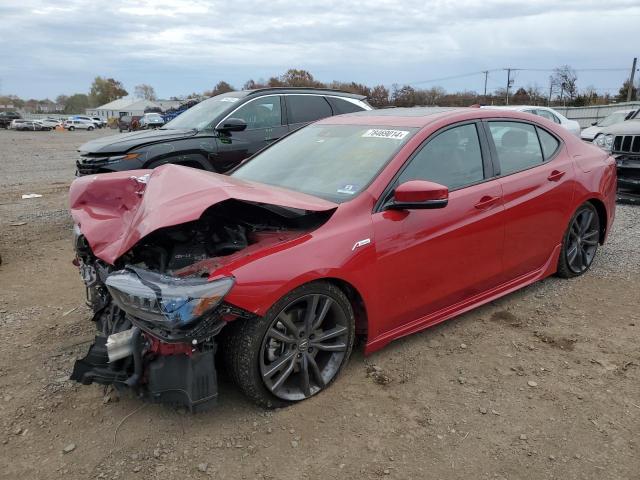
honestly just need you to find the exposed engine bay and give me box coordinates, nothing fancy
[70,199,332,412]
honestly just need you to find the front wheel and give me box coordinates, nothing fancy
[557,202,600,278]
[222,281,355,408]
[88,126,94,131]
[68,126,75,131]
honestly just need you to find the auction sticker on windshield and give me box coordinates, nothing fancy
[362,129,409,140]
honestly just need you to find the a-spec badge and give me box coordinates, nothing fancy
[352,238,371,251]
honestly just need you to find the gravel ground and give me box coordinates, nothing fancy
[0,129,639,480]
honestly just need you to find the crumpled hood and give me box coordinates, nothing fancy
[78,128,199,155]
[600,119,640,136]
[70,164,337,264]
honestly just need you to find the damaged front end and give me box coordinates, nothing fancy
[69,165,336,411]
[69,176,334,412]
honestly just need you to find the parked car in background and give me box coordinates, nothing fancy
[64,119,96,131]
[592,108,640,200]
[117,115,142,132]
[9,119,28,130]
[71,115,101,128]
[482,105,581,137]
[38,118,63,129]
[69,107,616,411]
[581,109,636,141]
[139,112,165,129]
[15,120,52,131]
[0,111,21,129]
[92,117,107,128]
[76,87,373,175]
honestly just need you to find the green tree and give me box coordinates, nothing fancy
[369,85,390,107]
[134,84,157,101]
[551,65,578,101]
[64,94,90,113]
[89,77,128,107]
[617,79,638,102]
[278,69,323,87]
[204,81,235,97]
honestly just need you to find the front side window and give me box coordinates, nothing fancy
[163,92,247,130]
[232,124,417,202]
[286,95,333,124]
[232,96,282,130]
[489,122,544,175]
[398,123,484,190]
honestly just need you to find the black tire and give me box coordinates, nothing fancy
[556,202,600,278]
[88,126,94,131]
[221,281,355,408]
[68,126,75,131]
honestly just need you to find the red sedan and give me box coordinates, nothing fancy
[69,107,616,411]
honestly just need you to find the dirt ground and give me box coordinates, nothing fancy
[0,129,639,480]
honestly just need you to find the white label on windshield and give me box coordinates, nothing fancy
[362,129,409,140]
[219,97,239,103]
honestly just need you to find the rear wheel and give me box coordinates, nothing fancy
[557,202,600,278]
[68,126,75,131]
[88,126,94,131]
[222,281,355,408]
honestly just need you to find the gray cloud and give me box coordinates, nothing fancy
[1,0,638,98]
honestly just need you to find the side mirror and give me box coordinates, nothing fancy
[216,118,247,133]
[388,180,449,210]
[591,121,598,126]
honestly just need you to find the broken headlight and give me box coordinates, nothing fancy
[105,267,234,329]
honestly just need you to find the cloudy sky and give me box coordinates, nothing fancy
[1,0,638,100]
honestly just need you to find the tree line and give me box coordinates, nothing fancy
[1,67,637,114]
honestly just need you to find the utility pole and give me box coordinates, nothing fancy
[482,70,488,98]
[548,82,553,106]
[504,68,516,105]
[627,57,637,103]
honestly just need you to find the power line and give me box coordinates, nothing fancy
[402,67,631,86]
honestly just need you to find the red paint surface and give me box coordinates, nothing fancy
[71,109,616,355]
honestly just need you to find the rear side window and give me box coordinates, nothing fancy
[488,122,543,175]
[326,97,364,115]
[286,95,332,124]
[535,109,560,124]
[536,128,560,159]
[399,123,485,190]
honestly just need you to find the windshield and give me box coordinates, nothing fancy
[163,92,247,130]
[232,124,418,202]
[598,111,630,127]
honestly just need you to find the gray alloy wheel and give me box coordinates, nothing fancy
[222,281,355,408]
[557,203,600,278]
[259,293,351,401]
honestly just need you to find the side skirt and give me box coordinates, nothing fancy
[364,244,562,355]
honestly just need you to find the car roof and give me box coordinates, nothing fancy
[316,106,559,128]
[244,87,367,100]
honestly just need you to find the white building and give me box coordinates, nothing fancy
[87,97,182,120]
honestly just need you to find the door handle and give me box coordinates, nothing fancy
[474,195,500,209]
[547,170,566,181]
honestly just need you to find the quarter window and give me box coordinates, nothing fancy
[536,128,560,160]
[326,97,364,115]
[286,95,332,124]
[488,122,543,175]
[398,123,484,190]
[233,96,282,130]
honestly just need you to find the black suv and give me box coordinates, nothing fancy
[76,88,372,175]
[0,111,21,129]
